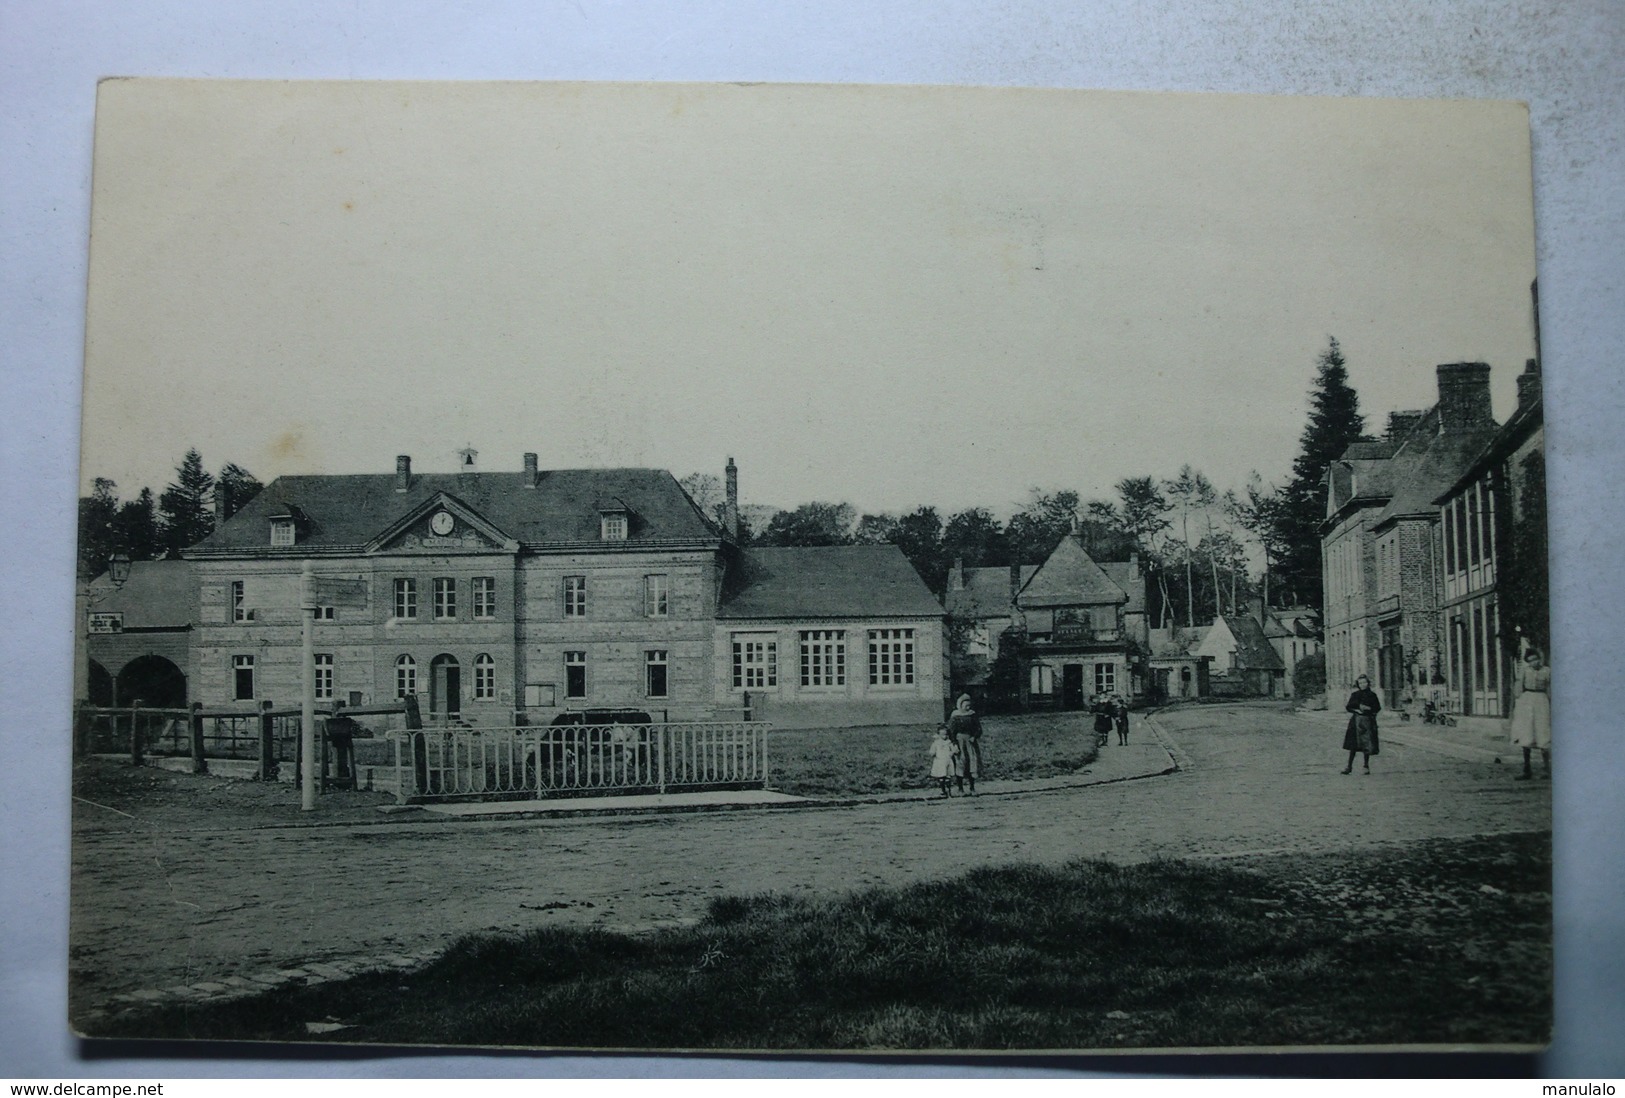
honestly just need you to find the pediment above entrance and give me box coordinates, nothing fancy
[367,494,519,554]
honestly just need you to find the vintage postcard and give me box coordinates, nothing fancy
[72,80,1549,1052]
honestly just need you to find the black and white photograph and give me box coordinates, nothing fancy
[57,78,1563,1055]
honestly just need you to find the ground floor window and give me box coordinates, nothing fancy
[868,629,915,686]
[646,650,668,698]
[799,630,846,687]
[565,651,586,699]
[1030,664,1055,696]
[233,655,255,700]
[473,653,495,700]
[732,635,777,689]
[1094,661,1116,696]
[1449,595,1505,717]
[395,655,416,698]
[314,653,333,701]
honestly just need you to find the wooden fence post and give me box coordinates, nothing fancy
[403,695,424,799]
[259,700,278,782]
[190,702,208,775]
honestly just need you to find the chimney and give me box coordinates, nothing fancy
[1251,594,1266,628]
[1517,358,1542,411]
[724,457,739,540]
[1009,562,1022,602]
[1387,410,1425,440]
[395,455,411,492]
[1435,362,1494,435]
[1128,552,1140,582]
[522,452,539,488]
[213,481,230,530]
[951,557,965,591]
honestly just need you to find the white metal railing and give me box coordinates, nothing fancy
[390,721,770,803]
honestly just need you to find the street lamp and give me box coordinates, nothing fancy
[109,553,131,586]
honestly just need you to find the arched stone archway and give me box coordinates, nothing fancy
[87,660,115,706]
[115,655,187,709]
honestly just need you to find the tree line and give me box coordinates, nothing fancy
[81,341,1371,625]
[78,448,262,580]
[682,337,1370,624]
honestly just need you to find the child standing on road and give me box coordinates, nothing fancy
[929,725,959,797]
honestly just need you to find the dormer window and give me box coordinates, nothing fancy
[268,505,305,547]
[600,512,628,541]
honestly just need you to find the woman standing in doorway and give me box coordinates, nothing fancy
[1342,674,1381,774]
[1509,649,1552,781]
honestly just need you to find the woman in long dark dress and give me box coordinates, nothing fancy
[1342,674,1381,774]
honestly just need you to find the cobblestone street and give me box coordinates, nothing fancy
[70,702,1552,1025]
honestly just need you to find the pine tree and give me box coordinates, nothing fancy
[77,478,120,580]
[116,488,161,562]
[158,449,216,556]
[1272,338,1367,610]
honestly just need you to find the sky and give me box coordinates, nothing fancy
[80,80,1539,519]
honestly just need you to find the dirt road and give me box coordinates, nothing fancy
[70,702,1552,1021]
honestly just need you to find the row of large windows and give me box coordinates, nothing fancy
[226,573,677,624]
[393,577,498,621]
[1443,477,1497,599]
[730,629,917,690]
[225,629,919,704]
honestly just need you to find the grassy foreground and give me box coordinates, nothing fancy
[94,832,1551,1050]
[769,711,1100,797]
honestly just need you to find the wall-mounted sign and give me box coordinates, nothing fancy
[87,612,124,634]
[311,577,369,608]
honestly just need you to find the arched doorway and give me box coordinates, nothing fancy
[88,660,115,706]
[115,655,187,708]
[430,654,461,720]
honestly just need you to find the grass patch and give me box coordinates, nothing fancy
[768,712,1100,797]
[92,832,1551,1050]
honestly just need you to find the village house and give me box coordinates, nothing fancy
[1264,606,1322,696]
[1321,363,1503,708]
[118,453,949,731]
[1193,611,1286,697]
[1432,358,1545,718]
[947,535,1148,710]
[1145,625,1212,701]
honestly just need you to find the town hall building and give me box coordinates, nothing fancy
[135,453,949,730]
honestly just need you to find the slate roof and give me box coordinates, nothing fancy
[1016,536,1127,609]
[1373,429,1499,528]
[1434,393,1544,505]
[189,468,720,554]
[1098,561,1147,615]
[84,560,197,629]
[1221,614,1285,671]
[944,565,1034,618]
[719,546,944,620]
[1261,613,1294,640]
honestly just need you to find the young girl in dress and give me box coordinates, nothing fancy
[929,725,959,797]
[1510,649,1552,781]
